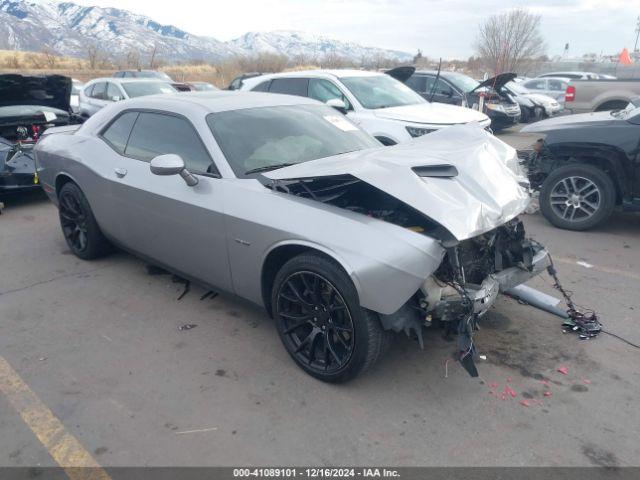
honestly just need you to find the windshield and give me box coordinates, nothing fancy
[506,81,529,95]
[122,82,176,98]
[339,75,425,109]
[444,72,480,93]
[207,104,380,177]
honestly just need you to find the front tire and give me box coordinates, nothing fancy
[58,182,112,259]
[539,164,615,231]
[271,253,390,383]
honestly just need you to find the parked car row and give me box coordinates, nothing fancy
[238,69,491,144]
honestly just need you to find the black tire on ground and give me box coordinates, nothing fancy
[58,182,112,260]
[539,163,616,231]
[271,252,391,383]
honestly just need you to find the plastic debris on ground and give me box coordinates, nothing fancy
[178,324,198,331]
[557,366,569,375]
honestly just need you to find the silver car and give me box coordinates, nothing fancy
[79,78,177,117]
[522,77,571,105]
[35,92,549,382]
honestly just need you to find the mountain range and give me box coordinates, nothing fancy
[0,0,413,63]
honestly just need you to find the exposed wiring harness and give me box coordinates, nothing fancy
[532,240,639,349]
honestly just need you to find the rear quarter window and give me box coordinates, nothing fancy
[101,111,139,154]
[252,80,271,92]
[269,78,309,97]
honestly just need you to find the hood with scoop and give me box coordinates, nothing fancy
[264,124,529,241]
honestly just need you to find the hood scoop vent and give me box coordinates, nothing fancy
[412,164,458,178]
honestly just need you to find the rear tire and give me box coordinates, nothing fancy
[271,253,391,383]
[595,100,628,112]
[539,164,615,231]
[58,182,112,259]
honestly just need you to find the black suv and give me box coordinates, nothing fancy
[522,103,640,230]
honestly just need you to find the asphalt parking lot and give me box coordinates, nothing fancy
[1,131,639,468]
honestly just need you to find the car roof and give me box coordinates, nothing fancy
[539,71,593,77]
[85,77,172,85]
[118,90,322,114]
[528,76,571,82]
[249,69,382,82]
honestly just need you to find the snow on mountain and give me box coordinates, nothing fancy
[230,30,413,62]
[0,0,412,63]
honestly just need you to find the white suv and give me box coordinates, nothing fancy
[240,70,491,145]
[79,78,176,117]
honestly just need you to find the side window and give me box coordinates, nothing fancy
[91,82,107,100]
[548,80,565,91]
[101,111,139,154]
[405,75,427,93]
[435,79,453,95]
[252,80,271,92]
[269,78,309,97]
[84,84,95,97]
[308,79,352,109]
[524,79,546,90]
[106,83,122,101]
[125,112,217,175]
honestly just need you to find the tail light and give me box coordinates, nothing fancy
[565,86,575,102]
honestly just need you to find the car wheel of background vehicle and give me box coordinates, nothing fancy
[272,253,391,383]
[539,164,615,231]
[595,100,628,112]
[58,182,112,259]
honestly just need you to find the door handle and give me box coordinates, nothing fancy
[114,167,127,178]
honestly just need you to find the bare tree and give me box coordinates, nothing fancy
[41,47,58,69]
[148,43,159,69]
[87,44,99,70]
[475,8,546,74]
[126,48,141,69]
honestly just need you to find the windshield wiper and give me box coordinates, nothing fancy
[244,163,297,175]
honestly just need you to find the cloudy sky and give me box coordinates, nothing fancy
[72,0,640,58]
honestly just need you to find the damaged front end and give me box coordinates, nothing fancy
[380,218,549,376]
[263,126,552,375]
[0,74,82,192]
[0,138,38,191]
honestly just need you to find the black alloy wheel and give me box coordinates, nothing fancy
[57,182,112,259]
[59,188,89,254]
[272,253,391,383]
[277,271,355,374]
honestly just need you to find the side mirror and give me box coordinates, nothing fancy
[326,98,348,114]
[112,95,122,102]
[150,154,198,186]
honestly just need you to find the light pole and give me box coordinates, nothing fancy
[635,15,640,53]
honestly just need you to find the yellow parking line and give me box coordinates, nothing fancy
[0,355,112,480]
[554,256,640,282]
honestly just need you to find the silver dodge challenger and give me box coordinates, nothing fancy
[35,91,550,382]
